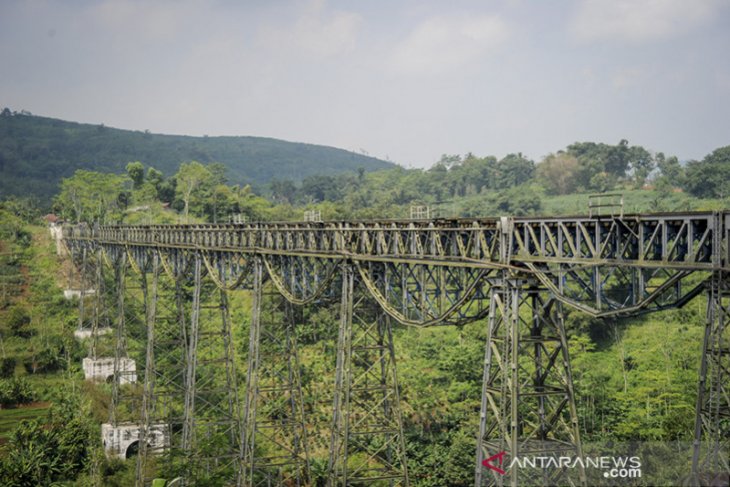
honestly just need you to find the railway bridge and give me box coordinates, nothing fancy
[62,211,730,486]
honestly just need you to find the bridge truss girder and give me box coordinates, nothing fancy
[62,211,730,486]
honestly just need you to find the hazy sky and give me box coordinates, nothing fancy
[1,0,729,168]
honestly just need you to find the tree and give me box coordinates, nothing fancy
[232,184,276,221]
[270,179,298,204]
[628,145,654,187]
[437,154,462,169]
[495,186,542,215]
[589,171,615,193]
[6,306,31,337]
[655,153,684,187]
[0,393,94,485]
[443,155,495,196]
[442,431,478,485]
[605,139,630,177]
[208,162,228,185]
[567,140,635,186]
[0,358,16,378]
[146,167,164,188]
[494,153,535,188]
[537,152,580,195]
[126,161,145,189]
[0,377,35,407]
[55,170,129,223]
[157,177,177,203]
[174,161,212,221]
[684,146,730,198]
[205,184,234,223]
[300,175,341,203]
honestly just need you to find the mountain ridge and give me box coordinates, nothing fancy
[0,111,396,201]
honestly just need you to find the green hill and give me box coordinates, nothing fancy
[0,110,395,202]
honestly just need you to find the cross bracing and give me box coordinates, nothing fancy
[63,211,730,486]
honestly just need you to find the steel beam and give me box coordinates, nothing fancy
[242,257,311,485]
[63,212,728,272]
[109,251,127,425]
[328,265,409,486]
[61,211,730,486]
[136,252,159,486]
[691,271,730,484]
[475,276,584,487]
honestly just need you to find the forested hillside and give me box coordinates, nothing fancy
[0,135,728,484]
[44,140,730,226]
[1,119,729,485]
[0,109,394,202]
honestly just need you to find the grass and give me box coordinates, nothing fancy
[432,186,728,220]
[0,402,52,444]
[541,188,728,216]
[0,223,82,449]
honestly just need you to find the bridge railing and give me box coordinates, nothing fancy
[62,211,728,271]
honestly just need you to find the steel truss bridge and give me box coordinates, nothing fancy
[62,211,730,486]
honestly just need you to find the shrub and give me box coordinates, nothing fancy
[0,357,16,378]
[0,392,96,485]
[0,377,36,407]
[5,306,32,337]
[24,346,64,374]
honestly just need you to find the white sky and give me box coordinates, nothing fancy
[1,0,729,168]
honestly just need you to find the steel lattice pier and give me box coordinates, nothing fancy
[63,211,730,486]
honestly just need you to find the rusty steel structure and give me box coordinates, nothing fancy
[63,211,730,486]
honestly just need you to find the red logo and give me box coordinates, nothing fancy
[482,451,507,475]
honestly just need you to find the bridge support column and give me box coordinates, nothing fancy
[75,246,90,336]
[243,258,311,486]
[220,281,246,487]
[181,252,244,485]
[181,253,202,457]
[475,277,584,487]
[109,253,126,418]
[72,246,108,341]
[328,265,409,486]
[80,249,124,382]
[131,252,189,487]
[90,247,109,358]
[136,252,160,487]
[691,271,730,483]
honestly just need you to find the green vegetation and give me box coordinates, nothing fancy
[684,146,730,199]
[0,131,727,483]
[0,377,36,407]
[44,140,730,226]
[0,110,394,202]
[0,403,49,439]
[0,392,97,486]
[266,141,729,219]
[0,204,102,484]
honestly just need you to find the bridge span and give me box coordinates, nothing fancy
[63,211,729,486]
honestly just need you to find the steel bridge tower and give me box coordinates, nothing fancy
[692,270,730,482]
[241,258,311,485]
[475,277,584,486]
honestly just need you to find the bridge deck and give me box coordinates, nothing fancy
[64,211,729,271]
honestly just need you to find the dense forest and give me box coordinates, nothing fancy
[0,132,728,484]
[43,140,730,225]
[0,110,394,202]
